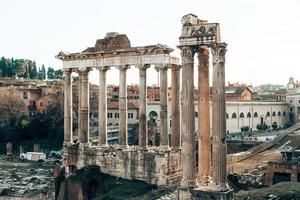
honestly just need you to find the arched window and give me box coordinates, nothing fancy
[254,112,258,117]
[272,111,276,116]
[240,112,245,118]
[283,111,286,116]
[278,111,281,116]
[266,112,270,117]
[226,113,229,119]
[232,113,237,119]
[247,112,251,118]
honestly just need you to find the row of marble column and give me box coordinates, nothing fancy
[179,43,228,191]
[63,64,182,151]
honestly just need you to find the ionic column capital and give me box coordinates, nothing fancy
[117,65,130,71]
[211,43,227,64]
[97,66,110,72]
[137,64,151,70]
[155,64,168,71]
[170,64,182,71]
[179,46,196,64]
[63,68,73,73]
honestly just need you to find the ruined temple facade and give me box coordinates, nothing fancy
[57,14,233,199]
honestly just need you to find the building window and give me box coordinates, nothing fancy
[226,113,229,119]
[253,112,258,117]
[240,112,245,118]
[107,113,113,118]
[283,111,286,116]
[23,92,28,99]
[128,113,133,119]
[266,112,270,117]
[290,108,293,112]
[40,102,43,106]
[115,113,119,118]
[290,100,293,103]
[195,112,198,117]
[232,113,237,119]
[278,111,281,116]
[298,100,300,104]
[272,111,276,116]
[247,112,251,118]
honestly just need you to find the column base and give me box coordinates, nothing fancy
[117,144,129,150]
[198,175,213,187]
[158,145,171,153]
[191,187,234,200]
[138,146,149,151]
[171,146,182,150]
[97,144,109,151]
[180,179,199,190]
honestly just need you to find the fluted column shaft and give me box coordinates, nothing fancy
[180,46,198,189]
[171,65,181,149]
[119,65,129,148]
[64,69,72,144]
[198,46,212,185]
[138,64,150,149]
[211,43,228,190]
[158,65,170,151]
[78,69,89,144]
[99,67,110,147]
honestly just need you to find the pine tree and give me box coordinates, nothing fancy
[41,65,46,80]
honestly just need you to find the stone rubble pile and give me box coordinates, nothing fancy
[0,164,53,197]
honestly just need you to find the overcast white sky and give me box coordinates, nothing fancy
[1,0,299,86]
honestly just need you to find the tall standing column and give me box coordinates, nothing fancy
[118,65,129,148]
[77,71,82,141]
[198,46,212,185]
[171,65,181,149]
[157,64,170,151]
[211,43,228,190]
[98,66,110,148]
[78,69,90,144]
[180,46,198,189]
[138,64,150,150]
[64,68,73,144]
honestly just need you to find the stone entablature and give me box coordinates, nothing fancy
[57,44,179,70]
[179,14,220,47]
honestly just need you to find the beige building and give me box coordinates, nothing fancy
[146,100,290,134]
[286,88,300,123]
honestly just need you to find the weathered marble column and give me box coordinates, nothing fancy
[78,69,90,144]
[180,46,198,189]
[211,43,228,190]
[198,46,212,185]
[118,65,130,148]
[171,65,181,149]
[157,64,170,152]
[138,64,150,150]
[98,66,110,148]
[77,72,81,141]
[64,68,72,144]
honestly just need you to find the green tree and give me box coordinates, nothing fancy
[41,65,46,80]
[54,69,63,79]
[47,67,55,79]
[31,61,37,79]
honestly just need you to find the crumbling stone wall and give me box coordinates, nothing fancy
[64,146,182,187]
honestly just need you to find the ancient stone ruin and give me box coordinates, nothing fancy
[56,13,233,199]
